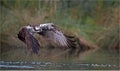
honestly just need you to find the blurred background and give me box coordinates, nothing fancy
[0,0,119,68]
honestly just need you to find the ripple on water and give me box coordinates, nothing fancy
[0,61,119,70]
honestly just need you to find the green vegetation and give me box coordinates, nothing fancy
[0,0,119,66]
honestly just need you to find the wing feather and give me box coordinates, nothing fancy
[25,28,40,54]
[43,25,69,48]
[18,27,40,54]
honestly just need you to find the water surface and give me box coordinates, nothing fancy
[0,61,119,70]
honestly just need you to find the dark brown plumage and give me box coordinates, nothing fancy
[18,27,40,54]
[18,23,78,54]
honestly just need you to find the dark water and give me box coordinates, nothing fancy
[0,61,119,70]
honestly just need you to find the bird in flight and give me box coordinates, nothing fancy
[18,23,78,54]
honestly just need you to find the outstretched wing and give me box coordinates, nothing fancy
[18,27,40,54]
[41,24,76,48]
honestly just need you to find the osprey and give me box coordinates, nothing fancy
[18,23,77,54]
